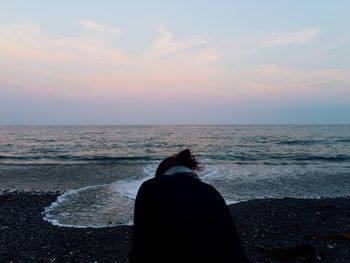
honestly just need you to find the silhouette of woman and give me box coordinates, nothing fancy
[129,149,250,263]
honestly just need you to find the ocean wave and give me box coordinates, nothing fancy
[43,164,156,227]
[336,139,350,143]
[293,155,350,162]
[0,155,159,163]
[1,152,349,165]
[43,184,135,228]
[276,139,325,145]
[277,138,350,145]
[41,160,350,228]
[199,153,350,164]
[265,155,350,163]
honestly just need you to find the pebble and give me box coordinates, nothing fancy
[1,192,350,262]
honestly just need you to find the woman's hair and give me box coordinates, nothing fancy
[155,149,201,177]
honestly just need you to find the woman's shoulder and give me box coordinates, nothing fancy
[139,175,224,199]
[138,177,158,191]
[200,181,225,199]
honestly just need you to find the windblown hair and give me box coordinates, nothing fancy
[155,149,201,177]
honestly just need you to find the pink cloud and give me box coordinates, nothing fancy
[261,27,320,47]
[152,27,211,54]
[0,22,220,100]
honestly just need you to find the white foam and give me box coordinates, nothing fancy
[112,163,156,199]
[199,164,219,179]
[143,161,158,177]
[224,199,241,205]
[43,163,158,228]
[47,162,310,228]
[43,184,118,228]
[44,184,135,227]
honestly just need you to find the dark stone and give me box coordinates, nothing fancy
[1,192,350,262]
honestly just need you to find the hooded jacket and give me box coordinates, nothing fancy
[129,166,250,263]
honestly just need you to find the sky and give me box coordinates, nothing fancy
[0,0,349,125]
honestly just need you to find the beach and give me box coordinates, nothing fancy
[1,0,349,261]
[1,125,349,262]
[1,192,349,263]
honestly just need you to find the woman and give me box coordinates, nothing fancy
[129,149,250,263]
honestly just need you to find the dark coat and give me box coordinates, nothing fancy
[129,173,250,263]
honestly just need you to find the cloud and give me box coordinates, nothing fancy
[1,20,347,107]
[80,19,123,35]
[230,64,350,103]
[0,21,219,98]
[218,27,322,57]
[261,27,320,47]
[0,21,130,66]
[152,27,211,54]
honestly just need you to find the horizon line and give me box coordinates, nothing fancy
[1,123,349,127]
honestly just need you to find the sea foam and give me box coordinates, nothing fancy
[43,163,157,228]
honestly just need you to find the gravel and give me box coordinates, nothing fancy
[1,192,349,262]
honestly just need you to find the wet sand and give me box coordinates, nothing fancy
[1,192,349,262]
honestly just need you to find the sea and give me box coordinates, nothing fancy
[1,125,349,228]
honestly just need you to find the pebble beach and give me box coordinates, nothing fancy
[1,192,349,263]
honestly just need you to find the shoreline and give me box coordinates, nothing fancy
[1,192,349,262]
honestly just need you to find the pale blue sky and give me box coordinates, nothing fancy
[0,1,349,124]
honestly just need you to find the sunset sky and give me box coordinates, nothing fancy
[1,1,349,124]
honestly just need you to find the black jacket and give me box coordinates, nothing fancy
[129,173,250,263]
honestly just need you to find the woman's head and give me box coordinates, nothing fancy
[155,149,201,177]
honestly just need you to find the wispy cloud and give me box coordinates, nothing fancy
[261,27,320,47]
[231,64,350,103]
[0,21,219,98]
[152,27,211,54]
[221,27,322,57]
[80,19,123,35]
[0,21,130,66]
[1,20,348,105]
